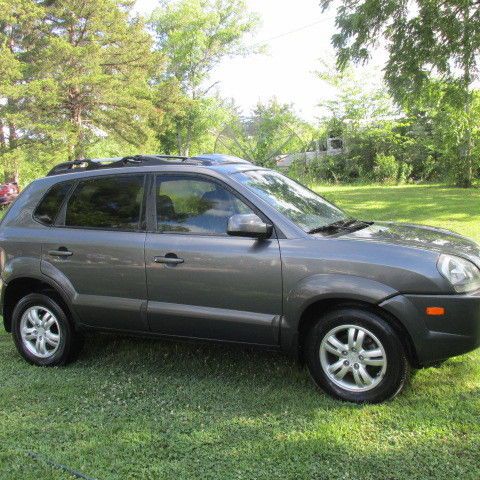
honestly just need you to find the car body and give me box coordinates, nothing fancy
[0,182,19,206]
[1,153,479,403]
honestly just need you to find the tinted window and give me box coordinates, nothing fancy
[156,175,252,235]
[65,175,144,230]
[34,182,72,225]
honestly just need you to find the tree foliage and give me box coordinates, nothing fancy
[0,0,479,188]
[149,0,259,156]
[217,99,315,167]
[321,0,480,186]
[0,0,156,183]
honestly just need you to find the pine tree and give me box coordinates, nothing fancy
[35,0,156,160]
[1,0,157,178]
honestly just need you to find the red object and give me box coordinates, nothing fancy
[0,182,19,206]
[426,306,445,316]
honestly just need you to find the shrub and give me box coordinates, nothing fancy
[372,154,398,182]
[396,161,413,184]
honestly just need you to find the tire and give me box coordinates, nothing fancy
[305,307,410,403]
[12,293,81,366]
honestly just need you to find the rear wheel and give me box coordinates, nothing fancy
[305,307,410,403]
[12,293,81,366]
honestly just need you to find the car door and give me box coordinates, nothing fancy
[39,174,148,331]
[145,173,283,345]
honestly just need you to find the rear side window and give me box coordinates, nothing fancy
[34,182,72,225]
[65,175,145,230]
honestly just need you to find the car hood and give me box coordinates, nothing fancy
[340,222,480,266]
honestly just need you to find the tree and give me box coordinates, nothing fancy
[217,99,314,166]
[152,77,233,155]
[315,61,405,181]
[317,60,397,126]
[1,0,156,175]
[149,0,259,156]
[0,0,45,181]
[400,79,480,182]
[321,0,480,186]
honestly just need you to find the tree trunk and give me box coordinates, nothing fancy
[183,122,192,157]
[4,30,20,183]
[5,122,20,183]
[0,119,8,181]
[176,129,184,156]
[0,119,5,149]
[458,74,474,188]
[68,86,85,160]
[457,4,474,188]
[459,106,473,188]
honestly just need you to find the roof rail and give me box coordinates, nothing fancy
[189,154,251,165]
[46,155,189,176]
[46,153,251,176]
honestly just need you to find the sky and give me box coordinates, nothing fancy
[134,0,384,121]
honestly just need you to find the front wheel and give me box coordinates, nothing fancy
[305,308,410,403]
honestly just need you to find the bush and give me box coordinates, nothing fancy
[288,154,366,184]
[396,161,413,184]
[372,154,398,182]
[288,152,416,186]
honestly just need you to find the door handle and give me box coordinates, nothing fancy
[48,249,73,257]
[154,255,184,265]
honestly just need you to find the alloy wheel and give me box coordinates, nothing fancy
[319,324,387,392]
[19,306,61,359]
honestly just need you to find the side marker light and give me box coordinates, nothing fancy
[426,307,445,316]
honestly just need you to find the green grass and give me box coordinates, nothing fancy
[1,184,479,480]
[317,183,480,240]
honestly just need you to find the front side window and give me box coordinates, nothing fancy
[156,175,252,235]
[232,169,347,232]
[34,182,72,225]
[65,175,144,230]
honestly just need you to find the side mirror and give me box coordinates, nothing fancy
[227,214,273,239]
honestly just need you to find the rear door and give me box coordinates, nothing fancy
[145,173,283,345]
[39,174,148,331]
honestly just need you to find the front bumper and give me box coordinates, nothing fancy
[380,290,480,366]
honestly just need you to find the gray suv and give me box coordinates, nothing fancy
[1,154,480,403]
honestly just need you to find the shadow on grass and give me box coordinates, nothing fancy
[70,333,480,423]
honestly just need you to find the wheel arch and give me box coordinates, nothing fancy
[2,276,75,333]
[295,298,419,367]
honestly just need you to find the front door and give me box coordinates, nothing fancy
[40,174,148,331]
[145,173,282,345]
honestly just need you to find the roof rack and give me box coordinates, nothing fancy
[46,153,251,176]
[46,155,189,176]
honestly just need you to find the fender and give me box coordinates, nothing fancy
[1,256,81,327]
[39,259,77,305]
[280,273,398,353]
[2,256,42,283]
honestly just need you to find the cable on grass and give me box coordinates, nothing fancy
[26,451,99,480]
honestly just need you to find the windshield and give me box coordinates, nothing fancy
[232,169,347,232]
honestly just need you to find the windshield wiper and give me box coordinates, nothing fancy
[308,218,372,235]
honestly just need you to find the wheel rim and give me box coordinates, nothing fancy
[319,324,387,393]
[19,306,61,359]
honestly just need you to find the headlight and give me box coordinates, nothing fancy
[437,254,480,293]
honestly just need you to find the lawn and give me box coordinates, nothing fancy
[0,184,479,480]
